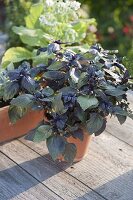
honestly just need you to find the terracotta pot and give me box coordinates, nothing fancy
[0,106,44,144]
[57,128,92,163]
[44,114,92,162]
[67,129,92,162]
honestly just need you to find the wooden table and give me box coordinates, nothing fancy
[0,93,133,200]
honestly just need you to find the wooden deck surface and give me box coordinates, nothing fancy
[0,93,133,200]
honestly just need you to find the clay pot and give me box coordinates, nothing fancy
[58,128,91,163]
[0,106,44,144]
[67,129,92,162]
[44,114,92,162]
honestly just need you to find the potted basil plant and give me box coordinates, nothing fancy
[1,41,133,163]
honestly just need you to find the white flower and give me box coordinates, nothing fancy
[45,0,54,7]
[56,1,68,13]
[69,1,81,10]
[39,15,57,26]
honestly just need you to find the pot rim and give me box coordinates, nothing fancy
[0,105,9,111]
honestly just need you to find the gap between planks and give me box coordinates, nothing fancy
[18,131,133,200]
[0,151,62,200]
[106,116,133,147]
[0,140,107,200]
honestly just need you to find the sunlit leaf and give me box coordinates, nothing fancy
[77,95,99,111]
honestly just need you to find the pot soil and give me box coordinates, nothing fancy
[0,106,44,144]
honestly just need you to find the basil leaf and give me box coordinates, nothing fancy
[78,72,88,89]
[33,125,53,142]
[86,113,104,134]
[3,81,19,101]
[48,61,63,70]
[21,76,36,93]
[77,95,99,111]
[8,105,28,124]
[46,135,66,161]
[63,143,77,163]
[11,94,34,108]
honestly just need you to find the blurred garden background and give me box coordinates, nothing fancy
[0,0,133,74]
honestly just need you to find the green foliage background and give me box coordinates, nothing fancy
[4,0,38,47]
[4,0,97,47]
[79,0,133,75]
[3,0,133,75]
[2,0,97,68]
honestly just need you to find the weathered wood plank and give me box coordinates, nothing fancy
[19,131,133,200]
[106,116,133,146]
[0,152,62,200]
[0,140,105,200]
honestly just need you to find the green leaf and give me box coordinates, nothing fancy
[77,95,99,111]
[42,87,54,97]
[33,125,53,142]
[94,89,108,102]
[113,106,128,116]
[52,93,65,114]
[24,121,44,141]
[46,135,66,161]
[25,3,44,28]
[59,87,76,95]
[48,61,63,70]
[86,113,104,134]
[8,105,28,124]
[74,107,87,122]
[63,143,77,163]
[0,86,4,99]
[94,119,107,136]
[32,52,54,66]
[105,86,126,97]
[43,71,65,80]
[3,81,19,101]
[11,94,34,108]
[77,72,88,89]
[116,114,127,124]
[73,21,89,41]
[6,62,14,70]
[2,47,32,68]
[21,76,36,94]
[12,26,46,46]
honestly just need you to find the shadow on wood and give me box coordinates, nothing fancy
[0,155,63,200]
[75,170,133,200]
[1,154,133,200]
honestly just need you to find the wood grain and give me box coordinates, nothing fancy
[0,140,105,200]
[106,116,133,146]
[19,131,133,200]
[0,152,62,200]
